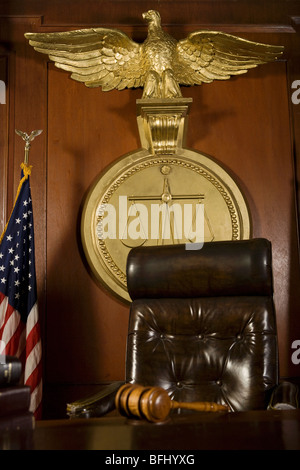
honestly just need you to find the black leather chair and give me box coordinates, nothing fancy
[67,238,298,418]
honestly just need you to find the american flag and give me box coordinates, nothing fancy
[0,163,42,419]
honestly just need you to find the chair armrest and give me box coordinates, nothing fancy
[66,381,125,418]
[268,381,299,410]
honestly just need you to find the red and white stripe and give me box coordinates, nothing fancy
[0,292,42,419]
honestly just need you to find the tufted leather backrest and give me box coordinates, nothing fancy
[125,239,278,412]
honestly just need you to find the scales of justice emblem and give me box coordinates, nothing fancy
[25,10,283,302]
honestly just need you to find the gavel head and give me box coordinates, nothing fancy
[115,383,171,422]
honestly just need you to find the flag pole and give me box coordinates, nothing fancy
[15,129,43,165]
[1,128,43,419]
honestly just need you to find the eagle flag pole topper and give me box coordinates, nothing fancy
[25,10,283,99]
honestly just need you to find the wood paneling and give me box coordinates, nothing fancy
[1,1,300,418]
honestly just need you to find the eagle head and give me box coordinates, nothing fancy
[142,10,161,27]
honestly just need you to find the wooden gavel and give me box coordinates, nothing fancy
[115,383,229,422]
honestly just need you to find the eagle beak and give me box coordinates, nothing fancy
[142,11,151,21]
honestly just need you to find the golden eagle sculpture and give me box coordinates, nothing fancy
[25,10,283,99]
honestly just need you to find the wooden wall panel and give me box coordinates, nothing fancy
[1,1,300,418]
[46,66,132,385]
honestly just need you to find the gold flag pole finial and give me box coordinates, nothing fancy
[15,129,43,165]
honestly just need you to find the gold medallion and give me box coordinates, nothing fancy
[81,99,251,303]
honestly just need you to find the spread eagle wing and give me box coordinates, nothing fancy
[25,28,146,91]
[15,129,29,140]
[174,31,284,85]
[15,129,43,142]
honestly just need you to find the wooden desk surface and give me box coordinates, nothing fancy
[2,409,300,451]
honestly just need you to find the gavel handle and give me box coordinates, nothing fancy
[171,401,229,412]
